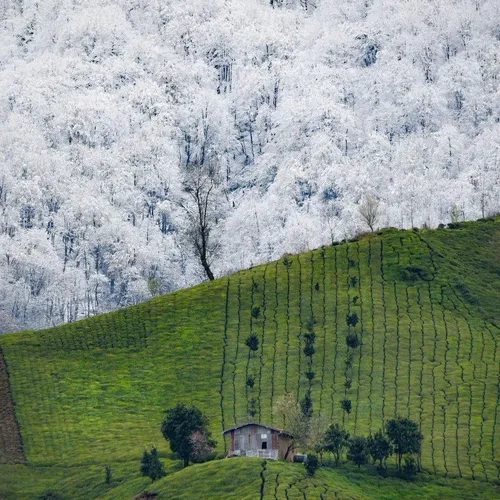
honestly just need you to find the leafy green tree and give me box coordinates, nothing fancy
[385,417,423,471]
[304,454,319,475]
[140,446,165,481]
[161,403,215,467]
[324,423,349,466]
[347,436,369,468]
[367,430,392,469]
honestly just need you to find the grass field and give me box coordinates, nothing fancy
[0,217,499,498]
[1,457,499,499]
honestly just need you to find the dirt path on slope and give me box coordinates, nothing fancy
[0,347,24,463]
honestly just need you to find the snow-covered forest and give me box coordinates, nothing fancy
[0,0,499,332]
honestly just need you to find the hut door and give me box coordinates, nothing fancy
[261,433,268,450]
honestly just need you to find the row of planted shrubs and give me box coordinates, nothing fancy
[304,417,423,480]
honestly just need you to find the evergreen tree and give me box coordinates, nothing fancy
[148,446,166,481]
[140,446,165,481]
[140,449,151,477]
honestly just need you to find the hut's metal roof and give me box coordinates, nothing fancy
[222,421,293,437]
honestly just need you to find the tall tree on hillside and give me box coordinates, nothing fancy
[274,393,310,459]
[178,163,224,281]
[367,430,393,470]
[161,403,216,467]
[359,195,380,232]
[324,423,350,466]
[385,417,423,471]
[347,436,369,468]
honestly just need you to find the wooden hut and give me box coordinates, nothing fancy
[223,422,294,461]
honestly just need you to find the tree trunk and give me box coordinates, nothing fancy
[283,442,294,461]
[200,253,215,281]
[184,457,189,467]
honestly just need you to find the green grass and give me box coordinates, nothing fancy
[1,217,499,498]
[2,458,498,499]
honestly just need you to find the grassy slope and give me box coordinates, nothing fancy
[1,458,499,499]
[0,218,499,498]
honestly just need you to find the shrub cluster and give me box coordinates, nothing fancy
[306,417,422,480]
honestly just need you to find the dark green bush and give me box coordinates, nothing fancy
[341,399,352,414]
[248,398,257,417]
[304,332,316,357]
[402,455,418,479]
[301,391,313,417]
[251,307,260,318]
[105,464,112,484]
[453,279,479,305]
[346,312,358,327]
[304,454,319,475]
[39,492,63,500]
[400,265,430,282]
[246,375,255,388]
[245,335,259,351]
[346,333,360,349]
[304,343,315,357]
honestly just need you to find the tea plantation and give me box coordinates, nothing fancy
[1,218,499,498]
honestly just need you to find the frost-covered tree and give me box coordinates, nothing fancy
[0,0,499,331]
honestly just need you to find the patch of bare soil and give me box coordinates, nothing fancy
[132,493,158,500]
[0,348,24,463]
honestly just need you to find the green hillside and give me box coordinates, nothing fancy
[1,218,499,498]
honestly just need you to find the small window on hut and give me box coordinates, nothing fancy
[262,441,267,449]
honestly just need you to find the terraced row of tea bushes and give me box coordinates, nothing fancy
[218,230,499,481]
